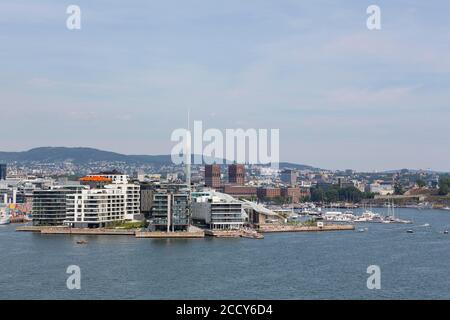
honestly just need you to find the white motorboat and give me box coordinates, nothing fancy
[323,211,356,222]
[354,210,384,223]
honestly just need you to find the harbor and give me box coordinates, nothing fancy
[2,207,450,300]
[15,223,351,239]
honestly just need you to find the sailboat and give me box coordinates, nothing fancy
[384,199,412,224]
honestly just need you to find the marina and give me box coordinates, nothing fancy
[284,203,413,225]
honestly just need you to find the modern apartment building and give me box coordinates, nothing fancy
[64,182,141,228]
[191,191,244,230]
[149,189,190,232]
[65,186,125,228]
[32,186,87,226]
[139,183,155,218]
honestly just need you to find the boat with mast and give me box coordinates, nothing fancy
[383,199,412,224]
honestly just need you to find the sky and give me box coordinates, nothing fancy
[0,0,449,172]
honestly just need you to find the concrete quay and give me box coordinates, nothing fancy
[135,230,205,238]
[16,226,204,238]
[204,229,264,239]
[16,224,353,238]
[16,226,135,235]
[259,224,355,233]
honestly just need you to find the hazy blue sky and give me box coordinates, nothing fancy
[1,1,449,171]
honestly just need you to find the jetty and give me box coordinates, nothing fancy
[259,224,355,233]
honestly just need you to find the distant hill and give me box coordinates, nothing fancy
[0,147,171,165]
[0,147,319,170]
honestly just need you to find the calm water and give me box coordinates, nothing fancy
[1,208,450,300]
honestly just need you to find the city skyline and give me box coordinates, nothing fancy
[0,145,449,173]
[1,1,450,172]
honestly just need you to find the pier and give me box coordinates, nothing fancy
[16,224,352,238]
[259,224,355,233]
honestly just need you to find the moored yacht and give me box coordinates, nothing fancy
[323,211,356,222]
[354,210,384,223]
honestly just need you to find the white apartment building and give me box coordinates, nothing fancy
[64,182,141,228]
[191,191,245,230]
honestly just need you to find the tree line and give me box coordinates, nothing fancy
[309,185,374,203]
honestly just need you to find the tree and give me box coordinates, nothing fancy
[310,187,325,202]
[416,179,426,188]
[438,177,449,196]
[394,182,404,195]
[325,188,339,202]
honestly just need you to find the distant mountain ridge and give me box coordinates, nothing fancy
[0,147,318,170]
[0,147,171,165]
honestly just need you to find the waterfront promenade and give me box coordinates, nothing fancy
[15,223,354,238]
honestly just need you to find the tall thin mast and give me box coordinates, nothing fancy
[185,108,191,189]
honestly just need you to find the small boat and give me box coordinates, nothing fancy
[357,228,368,233]
[406,230,414,234]
[76,240,88,244]
[444,230,449,234]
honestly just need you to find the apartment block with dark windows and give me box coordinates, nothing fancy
[148,189,190,232]
[32,186,87,226]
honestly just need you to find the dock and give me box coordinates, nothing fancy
[204,229,264,239]
[16,224,351,238]
[259,224,355,233]
[16,226,204,238]
[16,226,135,235]
[135,230,205,238]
